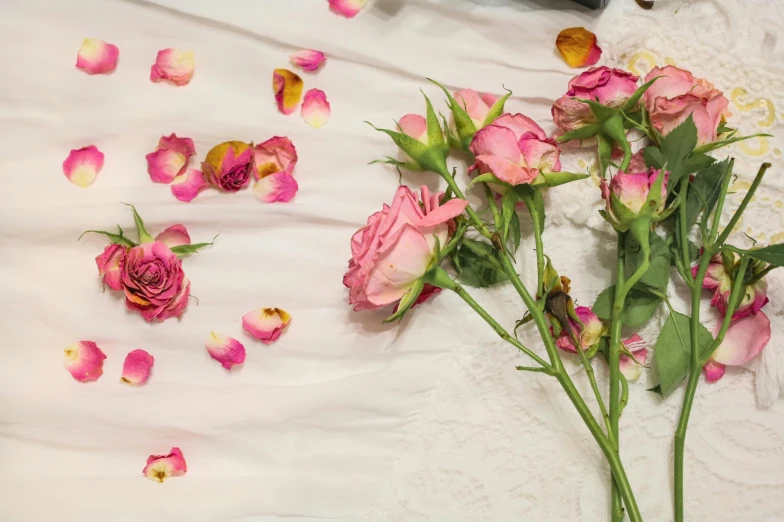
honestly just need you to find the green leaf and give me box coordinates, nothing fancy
[597,134,613,177]
[428,79,476,151]
[626,231,671,291]
[593,285,663,328]
[500,190,518,243]
[659,116,698,188]
[482,87,512,127]
[78,229,136,247]
[123,203,153,243]
[369,156,424,172]
[643,146,665,169]
[507,211,521,253]
[740,244,784,267]
[452,239,508,288]
[683,153,715,173]
[170,240,216,256]
[384,278,425,323]
[647,385,663,397]
[654,310,713,396]
[532,171,590,188]
[693,133,772,155]
[422,91,445,148]
[716,120,733,136]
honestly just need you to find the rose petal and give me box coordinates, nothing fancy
[253,172,299,203]
[156,278,190,322]
[470,124,522,164]
[146,134,196,183]
[95,244,126,291]
[63,146,104,188]
[365,225,433,307]
[253,136,298,179]
[121,349,154,385]
[619,334,648,381]
[301,89,331,128]
[556,27,602,68]
[76,38,119,75]
[155,224,191,248]
[171,168,208,202]
[328,0,367,18]
[273,69,303,115]
[703,359,727,383]
[290,49,327,72]
[64,341,106,382]
[143,447,187,483]
[150,49,195,86]
[397,114,428,144]
[242,308,292,344]
[519,134,561,172]
[205,332,246,370]
[712,312,771,366]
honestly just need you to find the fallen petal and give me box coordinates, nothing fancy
[76,38,119,75]
[146,134,196,183]
[206,332,246,370]
[64,341,107,382]
[150,49,195,86]
[143,447,187,483]
[253,136,298,179]
[712,311,771,366]
[155,224,191,248]
[171,168,208,202]
[301,88,331,128]
[253,172,299,203]
[290,49,326,72]
[121,349,154,385]
[329,0,368,17]
[273,68,303,115]
[242,308,292,344]
[63,146,104,188]
[556,27,602,68]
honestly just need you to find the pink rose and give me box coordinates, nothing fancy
[551,66,639,132]
[554,306,604,353]
[454,89,500,128]
[122,241,190,322]
[344,185,468,311]
[601,167,668,230]
[469,113,561,186]
[695,254,768,320]
[202,141,254,192]
[643,65,729,145]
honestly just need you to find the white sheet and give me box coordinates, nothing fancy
[2,0,783,521]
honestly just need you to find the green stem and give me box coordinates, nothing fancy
[678,178,694,286]
[609,238,626,522]
[714,163,770,247]
[439,168,493,240]
[528,200,546,298]
[708,159,735,244]
[572,332,614,441]
[483,183,501,229]
[747,264,774,286]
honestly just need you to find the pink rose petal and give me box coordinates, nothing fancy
[95,244,126,291]
[64,341,106,382]
[242,308,292,344]
[121,349,154,385]
[301,88,331,128]
[329,0,367,17]
[253,136,298,179]
[290,50,326,72]
[206,332,246,370]
[63,146,104,188]
[143,447,187,483]
[712,311,771,366]
[145,134,196,184]
[171,168,208,202]
[253,172,299,203]
[150,49,195,86]
[155,224,191,248]
[619,334,648,381]
[703,359,726,383]
[76,38,119,75]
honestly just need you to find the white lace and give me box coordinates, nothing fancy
[372,1,784,520]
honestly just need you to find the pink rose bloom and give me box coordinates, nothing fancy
[554,306,604,353]
[643,65,729,145]
[694,254,769,320]
[454,89,500,128]
[601,167,668,229]
[202,141,254,192]
[469,113,561,186]
[704,312,771,383]
[122,241,190,322]
[344,185,468,311]
[552,66,639,132]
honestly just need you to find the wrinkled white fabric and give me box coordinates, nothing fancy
[1,0,784,521]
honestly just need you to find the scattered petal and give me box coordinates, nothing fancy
[95,243,126,291]
[290,50,326,72]
[143,447,187,483]
[155,224,191,248]
[76,38,119,75]
[63,146,104,188]
[253,136,297,179]
[121,349,154,385]
[171,168,208,202]
[145,134,196,184]
[712,312,771,366]
[202,141,254,192]
[329,0,367,17]
[64,341,106,382]
[242,308,292,344]
[556,27,602,68]
[205,332,246,370]
[273,68,303,115]
[150,49,195,86]
[253,172,299,203]
[301,89,331,128]
[619,334,648,381]
[703,359,726,383]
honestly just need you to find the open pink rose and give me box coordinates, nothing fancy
[704,312,771,382]
[454,89,499,128]
[202,141,254,192]
[552,66,639,132]
[601,167,668,229]
[344,185,468,311]
[554,306,604,353]
[469,113,561,186]
[122,241,190,322]
[643,65,729,145]
[695,254,768,320]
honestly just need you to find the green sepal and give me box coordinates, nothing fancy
[620,75,660,113]
[693,133,773,154]
[481,87,512,128]
[170,235,218,257]
[422,90,445,149]
[601,112,631,170]
[79,227,137,248]
[383,278,426,323]
[531,171,590,188]
[597,134,613,178]
[369,156,424,172]
[366,121,448,176]
[428,78,476,151]
[573,97,617,122]
[500,189,519,243]
[422,265,458,290]
[556,123,601,143]
[123,203,153,243]
[466,173,509,191]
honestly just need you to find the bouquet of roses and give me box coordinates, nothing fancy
[344,65,778,522]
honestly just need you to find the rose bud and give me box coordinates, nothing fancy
[601,167,668,232]
[202,141,254,192]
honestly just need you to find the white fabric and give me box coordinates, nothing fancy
[2,0,784,521]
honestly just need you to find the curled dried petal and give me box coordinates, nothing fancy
[64,341,106,382]
[150,49,195,86]
[76,38,119,75]
[290,50,326,72]
[121,349,154,385]
[556,27,602,68]
[272,69,303,115]
[143,447,187,482]
[242,308,292,344]
[206,332,246,370]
